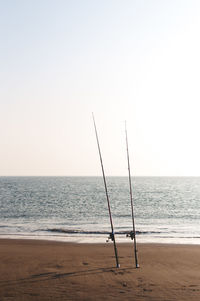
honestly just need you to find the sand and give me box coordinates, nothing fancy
[0,239,199,300]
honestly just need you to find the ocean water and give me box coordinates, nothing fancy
[0,176,200,244]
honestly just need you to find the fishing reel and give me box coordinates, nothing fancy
[106,232,114,242]
[126,230,135,240]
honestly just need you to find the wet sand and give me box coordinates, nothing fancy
[0,239,199,300]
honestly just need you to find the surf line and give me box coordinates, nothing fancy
[125,121,139,268]
[92,113,120,268]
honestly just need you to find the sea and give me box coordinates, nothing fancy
[0,176,200,244]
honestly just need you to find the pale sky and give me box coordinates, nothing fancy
[1,0,200,176]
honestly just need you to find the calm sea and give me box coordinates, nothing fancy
[0,176,200,244]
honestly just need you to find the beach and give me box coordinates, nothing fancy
[0,239,199,300]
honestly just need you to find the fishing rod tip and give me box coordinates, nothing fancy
[125,120,127,129]
[92,112,95,122]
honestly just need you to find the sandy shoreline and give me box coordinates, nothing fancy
[0,239,199,300]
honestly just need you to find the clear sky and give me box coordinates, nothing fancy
[1,0,200,176]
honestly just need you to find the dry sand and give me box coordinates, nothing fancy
[0,239,199,300]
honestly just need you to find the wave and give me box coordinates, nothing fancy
[43,228,163,235]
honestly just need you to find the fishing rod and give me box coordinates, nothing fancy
[92,113,120,268]
[125,121,139,268]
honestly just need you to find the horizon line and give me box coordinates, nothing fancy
[0,175,200,177]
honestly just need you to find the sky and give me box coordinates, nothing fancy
[1,0,200,176]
